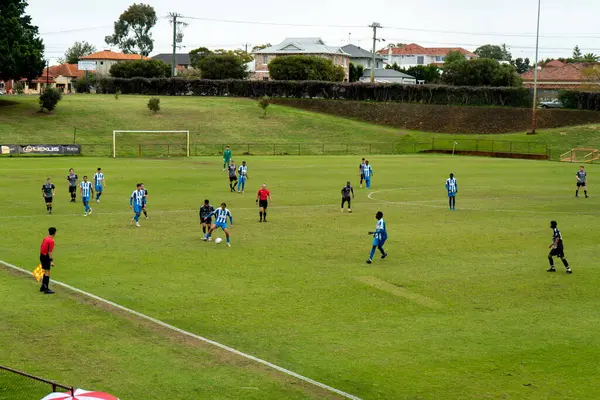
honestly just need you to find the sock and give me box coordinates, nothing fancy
[49,206,52,212]
[226,236,230,244]
[46,205,49,210]
[585,190,587,196]
[378,245,385,255]
[134,213,139,222]
[259,211,263,220]
[202,226,206,233]
[576,190,579,196]
[341,201,345,208]
[548,255,554,268]
[369,246,376,261]
[453,198,456,208]
[42,275,50,290]
[449,198,452,208]
[263,211,267,220]
[143,210,148,217]
[561,258,570,268]
[242,181,245,191]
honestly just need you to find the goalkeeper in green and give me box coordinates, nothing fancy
[223,146,232,171]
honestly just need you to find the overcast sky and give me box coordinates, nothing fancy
[27,0,600,64]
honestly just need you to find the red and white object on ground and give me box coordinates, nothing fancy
[41,389,119,400]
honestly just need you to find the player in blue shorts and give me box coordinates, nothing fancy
[367,211,388,264]
[94,168,106,203]
[79,176,94,216]
[129,183,144,227]
[203,202,233,247]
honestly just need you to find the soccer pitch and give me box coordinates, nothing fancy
[1,155,600,399]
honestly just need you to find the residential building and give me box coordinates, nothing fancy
[18,63,86,94]
[341,44,384,69]
[252,38,351,81]
[521,60,600,91]
[151,53,192,74]
[378,43,478,68]
[360,69,417,84]
[80,50,149,76]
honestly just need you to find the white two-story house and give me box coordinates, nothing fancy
[378,43,478,68]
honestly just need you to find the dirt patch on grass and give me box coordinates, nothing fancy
[0,99,19,107]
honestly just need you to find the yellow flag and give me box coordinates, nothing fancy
[32,265,44,282]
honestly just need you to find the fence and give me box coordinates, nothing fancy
[0,365,73,399]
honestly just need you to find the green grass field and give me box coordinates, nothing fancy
[2,155,600,399]
[2,95,600,159]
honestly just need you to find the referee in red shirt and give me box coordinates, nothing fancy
[256,184,272,223]
[40,227,57,294]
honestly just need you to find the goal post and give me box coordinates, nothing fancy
[112,130,190,158]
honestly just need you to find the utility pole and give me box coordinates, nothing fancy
[369,22,382,83]
[529,0,542,135]
[167,12,187,77]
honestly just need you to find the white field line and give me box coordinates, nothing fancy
[0,259,361,400]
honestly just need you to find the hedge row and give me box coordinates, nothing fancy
[92,77,532,107]
[559,90,600,111]
[272,99,600,134]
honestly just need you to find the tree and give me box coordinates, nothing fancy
[512,57,531,74]
[442,58,522,86]
[109,59,170,78]
[58,41,96,64]
[582,53,599,62]
[189,47,214,68]
[179,68,203,79]
[385,63,441,83]
[268,56,345,81]
[39,87,62,112]
[213,49,253,63]
[0,0,45,81]
[349,62,364,82]
[105,3,157,56]
[251,43,271,52]
[474,44,511,61]
[445,50,466,64]
[572,45,583,61]
[581,65,600,91]
[197,55,248,80]
[147,97,160,114]
[258,96,271,118]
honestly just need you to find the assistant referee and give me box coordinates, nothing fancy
[40,227,57,294]
[256,184,272,223]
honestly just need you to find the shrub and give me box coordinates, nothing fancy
[269,56,345,82]
[559,90,600,111]
[114,89,121,100]
[258,95,271,118]
[147,97,160,114]
[39,87,63,112]
[110,59,171,79]
[15,81,25,94]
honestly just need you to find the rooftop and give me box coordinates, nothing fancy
[341,44,384,60]
[362,68,416,79]
[521,62,598,82]
[253,38,349,56]
[152,53,191,65]
[378,43,477,58]
[81,50,149,61]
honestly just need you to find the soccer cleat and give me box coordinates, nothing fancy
[263,219,267,222]
[585,195,589,198]
[145,215,149,220]
[366,259,372,264]
[96,199,100,203]
[227,243,231,247]
[566,269,573,274]
[341,209,344,213]
[135,222,141,227]
[44,289,55,295]
[259,220,262,223]
[381,253,388,259]
[348,209,352,213]
[88,208,93,215]
[201,237,207,241]
[208,237,212,242]
[84,212,87,217]
[40,286,45,292]
[547,267,556,272]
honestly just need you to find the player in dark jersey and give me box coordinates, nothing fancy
[228,161,238,192]
[141,183,149,219]
[67,168,78,202]
[547,221,572,274]
[200,200,215,237]
[41,178,56,214]
[359,158,366,188]
[341,181,355,213]
[576,166,588,198]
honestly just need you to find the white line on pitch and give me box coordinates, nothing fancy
[0,259,361,400]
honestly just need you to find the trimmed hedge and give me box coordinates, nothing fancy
[272,98,600,134]
[559,90,600,111]
[93,78,532,107]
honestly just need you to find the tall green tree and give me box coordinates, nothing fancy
[197,55,248,80]
[512,57,531,74]
[445,50,466,64]
[572,45,583,61]
[213,49,253,63]
[109,59,170,78]
[58,41,96,64]
[386,63,441,83]
[474,44,511,61]
[349,62,364,82]
[0,0,45,81]
[268,56,345,81]
[105,3,157,56]
[442,58,522,87]
[189,47,214,68]
[251,43,271,52]
[582,53,599,62]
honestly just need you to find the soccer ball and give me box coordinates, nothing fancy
[215,238,223,244]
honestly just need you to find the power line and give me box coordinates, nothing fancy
[40,25,113,35]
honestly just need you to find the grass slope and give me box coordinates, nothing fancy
[1,155,600,399]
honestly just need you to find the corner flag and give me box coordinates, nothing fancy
[32,265,44,282]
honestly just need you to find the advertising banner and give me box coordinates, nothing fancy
[1,144,81,155]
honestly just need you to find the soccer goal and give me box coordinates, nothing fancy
[112,130,190,158]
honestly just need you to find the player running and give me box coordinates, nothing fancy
[67,168,78,202]
[94,168,106,203]
[199,199,215,237]
[223,146,232,171]
[141,183,149,219]
[359,158,366,188]
[256,183,272,222]
[203,203,233,247]
[228,161,238,192]
[129,183,144,227]
[80,176,94,216]
[547,221,572,274]
[237,161,249,193]
[367,211,388,264]
[341,181,355,213]
[576,166,588,198]
[41,178,56,214]
[362,160,373,189]
[446,173,458,211]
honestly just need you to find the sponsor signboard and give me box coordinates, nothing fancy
[77,61,97,71]
[0,144,81,155]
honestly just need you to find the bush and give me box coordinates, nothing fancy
[147,97,160,114]
[258,95,271,117]
[114,89,121,100]
[110,59,171,79]
[73,74,96,93]
[559,90,600,111]
[39,87,63,112]
[197,55,248,80]
[269,56,345,82]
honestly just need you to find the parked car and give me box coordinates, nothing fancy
[539,99,563,109]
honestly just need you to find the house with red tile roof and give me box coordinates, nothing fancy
[20,63,87,94]
[520,61,600,90]
[80,50,149,76]
[377,43,478,68]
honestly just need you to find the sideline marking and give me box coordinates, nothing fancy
[0,259,361,400]
[356,276,443,309]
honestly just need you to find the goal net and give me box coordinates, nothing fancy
[112,130,190,158]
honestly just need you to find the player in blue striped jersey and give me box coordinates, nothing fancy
[367,211,388,264]
[203,203,233,247]
[79,176,94,216]
[129,183,145,227]
[362,161,373,189]
[445,173,458,211]
[237,161,249,193]
[93,168,106,203]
